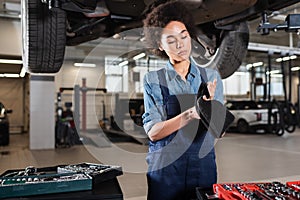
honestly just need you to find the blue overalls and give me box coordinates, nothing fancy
[146,67,217,200]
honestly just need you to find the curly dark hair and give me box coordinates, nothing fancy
[143,0,196,58]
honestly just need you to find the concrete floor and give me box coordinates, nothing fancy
[1,129,300,199]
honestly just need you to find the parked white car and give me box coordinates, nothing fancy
[226,100,279,133]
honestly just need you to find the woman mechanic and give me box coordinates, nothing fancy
[142,1,224,200]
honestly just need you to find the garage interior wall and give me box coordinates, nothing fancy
[0,17,25,133]
[0,18,21,56]
[0,78,26,133]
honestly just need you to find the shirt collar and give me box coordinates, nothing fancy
[165,58,198,81]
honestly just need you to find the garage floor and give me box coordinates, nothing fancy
[1,130,300,200]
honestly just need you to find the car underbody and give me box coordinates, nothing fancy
[21,0,300,76]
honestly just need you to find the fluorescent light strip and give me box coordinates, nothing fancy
[118,60,128,67]
[0,73,20,78]
[246,62,264,69]
[271,74,283,78]
[276,55,298,62]
[271,70,280,74]
[252,62,263,67]
[74,63,96,68]
[133,53,146,60]
[282,56,290,61]
[266,70,280,75]
[290,55,297,60]
[0,59,23,64]
[291,66,300,71]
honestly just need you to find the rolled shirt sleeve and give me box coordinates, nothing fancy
[142,72,167,134]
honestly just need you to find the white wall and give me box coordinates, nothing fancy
[0,78,25,132]
[0,18,21,56]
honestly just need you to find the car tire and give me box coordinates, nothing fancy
[22,0,66,73]
[192,22,249,79]
[0,124,9,146]
[284,102,297,133]
[285,122,296,133]
[276,127,285,136]
[271,100,285,136]
[269,111,278,132]
[237,119,249,133]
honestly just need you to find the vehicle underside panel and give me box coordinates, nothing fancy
[68,0,97,10]
[192,0,257,24]
[105,0,146,18]
[266,0,300,12]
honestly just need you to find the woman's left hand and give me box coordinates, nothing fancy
[188,106,201,120]
[203,79,217,101]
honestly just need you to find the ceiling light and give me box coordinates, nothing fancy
[291,66,300,71]
[282,56,290,61]
[266,70,280,75]
[118,60,128,67]
[246,62,263,70]
[2,73,20,78]
[252,62,263,67]
[74,63,96,68]
[133,53,146,60]
[272,70,281,74]
[270,74,283,78]
[276,55,297,62]
[0,59,23,64]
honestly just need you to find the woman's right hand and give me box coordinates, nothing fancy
[202,79,217,101]
[186,106,200,120]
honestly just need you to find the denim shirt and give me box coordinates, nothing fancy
[142,58,224,134]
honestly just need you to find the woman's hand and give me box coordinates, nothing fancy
[203,79,217,101]
[186,106,200,120]
[148,106,200,141]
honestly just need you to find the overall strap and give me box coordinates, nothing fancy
[157,68,169,105]
[157,66,209,100]
[198,66,208,83]
[197,66,209,98]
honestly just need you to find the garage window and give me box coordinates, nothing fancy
[105,56,128,92]
[104,56,165,93]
